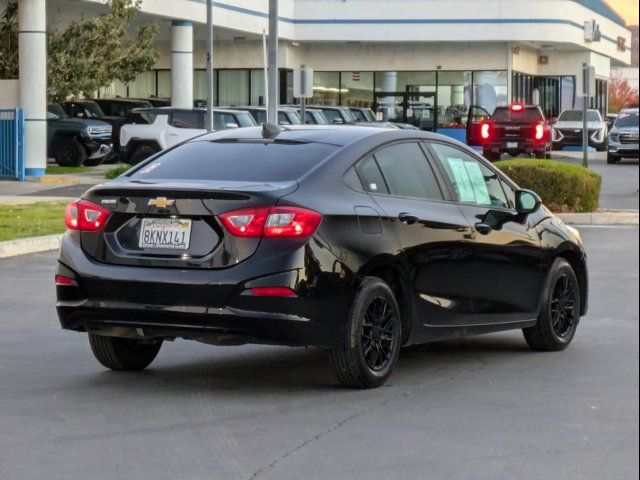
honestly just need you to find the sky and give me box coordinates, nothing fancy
[605,0,639,25]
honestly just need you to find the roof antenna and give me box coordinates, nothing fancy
[262,122,284,139]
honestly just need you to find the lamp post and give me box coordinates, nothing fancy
[267,0,278,125]
[206,0,214,132]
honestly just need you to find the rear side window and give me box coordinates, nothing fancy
[492,107,544,123]
[356,156,389,194]
[130,140,338,182]
[322,109,343,123]
[373,143,443,200]
[170,112,202,129]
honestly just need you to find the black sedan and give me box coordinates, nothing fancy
[56,125,588,388]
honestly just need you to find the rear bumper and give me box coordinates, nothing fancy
[56,234,358,348]
[483,140,549,154]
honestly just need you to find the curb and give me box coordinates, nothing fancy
[557,210,639,225]
[26,176,80,184]
[0,234,63,259]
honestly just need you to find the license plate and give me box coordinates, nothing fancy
[507,142,518,149]
[139,218,192,250]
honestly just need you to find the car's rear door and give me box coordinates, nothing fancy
[166,111,206,147]
[355,141,476,335]
[427,141,544,321]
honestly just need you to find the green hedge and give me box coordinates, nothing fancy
[495,159,601,213]
[105,165,132,179]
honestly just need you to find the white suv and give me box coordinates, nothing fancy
[551,109,608,152]
[120,108,257,164]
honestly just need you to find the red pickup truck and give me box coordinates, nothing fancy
[467,104,552,162]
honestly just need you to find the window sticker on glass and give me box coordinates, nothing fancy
[139,163,160,175]
[446,158,476,202]
[463,161,492,205]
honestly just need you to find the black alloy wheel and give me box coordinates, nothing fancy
[328,277,402,388]
[361,296,397,372]
[550,273,577,338]
[523,258,580,351]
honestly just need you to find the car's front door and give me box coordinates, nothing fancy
[428,141,544,322]
[466,105,492,146]
[355,141,477,336]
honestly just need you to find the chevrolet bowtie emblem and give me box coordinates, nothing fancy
[148,197,175,208]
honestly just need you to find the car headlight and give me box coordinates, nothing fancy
[609,132,619,142]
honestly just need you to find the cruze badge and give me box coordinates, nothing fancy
[148,197,175,208]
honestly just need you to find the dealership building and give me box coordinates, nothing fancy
[0,0,633,175]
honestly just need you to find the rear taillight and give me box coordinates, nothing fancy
[55,275,77,286]
[219,206,322,239]
[248,286,297,297]
[480,122,491,140]
[65,200,111,232]
[534,122,545,141]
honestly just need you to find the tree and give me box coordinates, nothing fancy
[0,2,18,79]
[0,0,158,101]
[608,70,640,113]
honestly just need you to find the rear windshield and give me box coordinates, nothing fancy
[492,107,544,123]
[615,112,639,128]
[130,140,339,182]
[558,110,601,122]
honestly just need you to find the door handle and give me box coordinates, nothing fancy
[399,213,420,225]
[474,222,493,235]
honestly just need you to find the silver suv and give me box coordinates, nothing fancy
[607,108,639,164]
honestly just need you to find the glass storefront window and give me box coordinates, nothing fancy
[341,72,374,108]
[311,72,340,106]
[128,71,156,98]
[437,71,472,128]
[157,70,171,99]
[374,71,436,93]
[473,71,508,115]
[250,69,266,106]
[193,70,217,106]
[560,76,575,112]
[218,70,249,106]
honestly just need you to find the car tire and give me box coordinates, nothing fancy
[534,150,546,159]
[607,153,619,164]
[83,156,104,167]
[54,138,86,167]
[596,143,608,152]
[88,333,162,371]
[483,151,500,162]
[129,144,160,165]
[328,277,402,389]
[523,258,581,352]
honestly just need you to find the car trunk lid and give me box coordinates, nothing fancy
[81,179,297,269]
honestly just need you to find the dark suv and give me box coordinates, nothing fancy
[47,104,113,167]
[468,104,551,161]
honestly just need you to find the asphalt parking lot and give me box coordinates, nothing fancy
[0,226,638,480]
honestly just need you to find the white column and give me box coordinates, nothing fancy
[19,0,47,176]
[171,21,193,108]
[381,71,397,121]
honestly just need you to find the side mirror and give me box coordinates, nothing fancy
[516,189,542,214]
[225,123,239,129]
[332,118,344,124]
[605,118,613,128]
[549,116,558,125]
